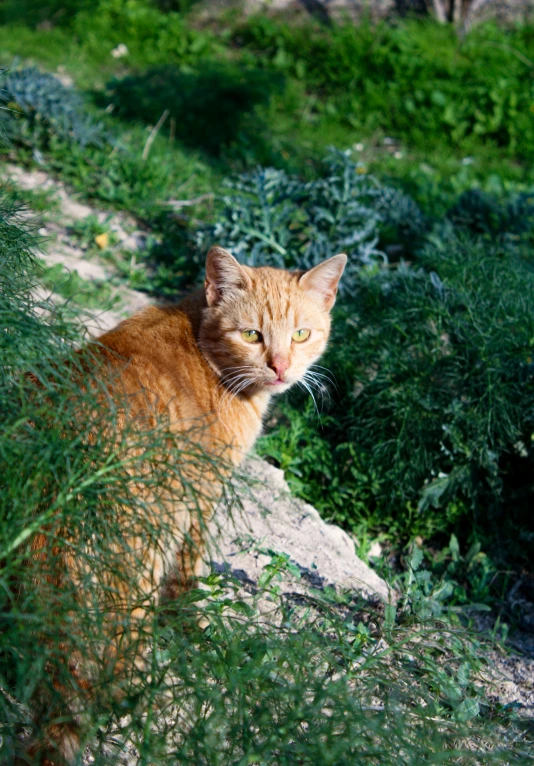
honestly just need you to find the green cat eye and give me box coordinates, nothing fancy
[292,329,311,343]
[242,330,262,343]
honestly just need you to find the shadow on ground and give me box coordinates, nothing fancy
[103,63,286,159]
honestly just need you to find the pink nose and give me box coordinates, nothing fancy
[269,355,289,379]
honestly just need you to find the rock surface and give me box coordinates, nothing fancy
[211,458,391,601]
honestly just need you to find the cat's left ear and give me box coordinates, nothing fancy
[299,254,347,311]
[205,246,252,307]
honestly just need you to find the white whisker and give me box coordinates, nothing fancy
[309,364,338,390]
[299,378,322,423]
[302,372,331,402]
[216,368,258,428]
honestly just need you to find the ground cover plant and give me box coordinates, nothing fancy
[2,192,532,764]
[3,1,534,214]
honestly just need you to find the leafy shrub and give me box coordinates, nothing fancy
[0,65,107,148]
[272,229,534,563]
[447,188,534,263]
[197,149,386,286]
[73,0,219,68]
[235,16,534,162]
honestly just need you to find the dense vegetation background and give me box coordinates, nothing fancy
[1,0,534,761]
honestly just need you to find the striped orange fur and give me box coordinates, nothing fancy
[22,246,346,764]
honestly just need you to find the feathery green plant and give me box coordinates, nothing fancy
[0,190,223,762]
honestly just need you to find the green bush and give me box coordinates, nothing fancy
[235,16,534,162]
[264,231,534,559]
[197,149,387,285]
[0,65,107,148]
[201,158,534,567]
[72,0,219,69]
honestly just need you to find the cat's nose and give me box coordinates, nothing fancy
[268,355,290,380]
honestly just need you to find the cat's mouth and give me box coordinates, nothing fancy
[263,375,292,390]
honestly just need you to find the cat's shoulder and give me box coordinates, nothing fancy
[97,291,204,358]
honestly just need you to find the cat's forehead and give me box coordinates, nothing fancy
[248,266,299,304]
[238,266,320,325]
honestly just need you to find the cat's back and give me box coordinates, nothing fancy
[99,302,197,361]
[95,295,219,422]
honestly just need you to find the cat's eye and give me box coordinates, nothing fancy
[241,330,262,343]
[292,329,311,343]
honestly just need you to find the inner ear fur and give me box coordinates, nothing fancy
[205,246,252,307]
[298,254,347,311]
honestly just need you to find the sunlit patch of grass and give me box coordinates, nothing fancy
[39,260,121,310]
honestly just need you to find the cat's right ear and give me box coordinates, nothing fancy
[205,246,252,307]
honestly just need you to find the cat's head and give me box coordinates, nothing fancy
[199,246,346,396]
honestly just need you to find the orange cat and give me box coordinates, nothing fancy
[23,246,346,765]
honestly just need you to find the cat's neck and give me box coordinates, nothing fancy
[177,290,273,459]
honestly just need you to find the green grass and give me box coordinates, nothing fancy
[3,4,534,212]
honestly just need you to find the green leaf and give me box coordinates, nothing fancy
[455,698,480,722]
[457,663,471,687]
[449,533,460,562]
[384,604,396,630]
[409,545,423,572]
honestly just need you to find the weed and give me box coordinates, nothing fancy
[39,260,121,310]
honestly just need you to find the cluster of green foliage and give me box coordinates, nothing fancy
[0,66,107,148]
[2,195,531,764]
[196,150,385,279]
[199,154,534,573]
[0,0,218,69]
[3,0,534,208]
[235,17,534,160]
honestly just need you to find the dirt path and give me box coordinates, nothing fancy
[3,163,151,335]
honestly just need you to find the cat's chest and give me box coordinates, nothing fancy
[211,389,270,465]
[131,341,270,466]
[157,368,268,465]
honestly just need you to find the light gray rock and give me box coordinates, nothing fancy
[211,458,391,602]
